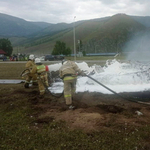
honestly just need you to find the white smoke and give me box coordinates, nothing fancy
[123,31,150,61]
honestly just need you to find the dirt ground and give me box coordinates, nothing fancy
[1,83,150,133]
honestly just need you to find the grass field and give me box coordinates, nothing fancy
[1,58,150,150]
[0,55,125,79]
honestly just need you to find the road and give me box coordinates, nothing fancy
[0,60,107,63]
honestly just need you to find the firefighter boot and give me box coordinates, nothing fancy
[32,82,38,86]
[68,105,75,110]
[24,83,29,88]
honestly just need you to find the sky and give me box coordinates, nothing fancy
[0,0,150,24]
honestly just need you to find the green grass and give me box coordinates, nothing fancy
[64,54,126,61]
[0,63,25,79]
[0,98,148,150]
[0,55,126,79]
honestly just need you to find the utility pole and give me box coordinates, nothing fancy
[73,16,76,61]
[78,40,80,52]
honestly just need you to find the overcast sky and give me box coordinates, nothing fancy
[0,0,150,24]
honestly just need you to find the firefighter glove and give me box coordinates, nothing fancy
[80,71,86,76]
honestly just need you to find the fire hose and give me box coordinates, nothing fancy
[39,74,63,98]
[86,74,150,105]
[20,68,150,105]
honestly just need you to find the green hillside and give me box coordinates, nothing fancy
[12,14,146,56]
[0,13,51,37]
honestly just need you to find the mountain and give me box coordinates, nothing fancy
[61,13,146,54]
[0,13,51,37]
[30,21,52,28]
[131,16,150,27]
[0,13,149,55]
[19,13,146,55]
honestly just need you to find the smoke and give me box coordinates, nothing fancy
[123,31,150,61]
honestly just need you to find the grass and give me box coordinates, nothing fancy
[0,61,58,79]
[64,55,126,61]
[0,63,25,79]
[0,59,150,150]
[0,55,126,79]
[0,96,148,150]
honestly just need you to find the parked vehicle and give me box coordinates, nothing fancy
[0,54,4,60]
[44,55,55,61]
[44,55,64,61]
[54,55,64,60]
[39,56,45,61]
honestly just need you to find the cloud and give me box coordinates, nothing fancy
[0,0,150,23]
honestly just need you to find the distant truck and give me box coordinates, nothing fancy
[44,55,64,61]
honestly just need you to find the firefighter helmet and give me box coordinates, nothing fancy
[29,54,35,60]
[35,58,41,63]
[62,59,66,64]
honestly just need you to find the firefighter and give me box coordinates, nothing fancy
[59,59,86,109]
[24,54,37,88]
[30,58,49,96]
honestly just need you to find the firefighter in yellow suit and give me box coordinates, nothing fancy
[24,54,37,88]
[59,59,86,109]
[30,58,49,96]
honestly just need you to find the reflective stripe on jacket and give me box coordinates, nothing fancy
[64,94,71,98]
[63,76,77,81]
[37,65,46,74]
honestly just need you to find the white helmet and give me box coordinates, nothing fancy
[62,59,66,64]
[29,54,35,60]
[35,58,41,64]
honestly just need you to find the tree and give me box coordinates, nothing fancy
[0,38,13,56]
[64,47,72,56]
[82,50,86,56]
[77,40,83,53]
[52,41,71,56]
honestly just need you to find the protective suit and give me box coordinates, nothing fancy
[30,58,49,96]
[24,54,37,88]
[59,60,85,108]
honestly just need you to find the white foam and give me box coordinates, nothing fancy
[48,59,150,94]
